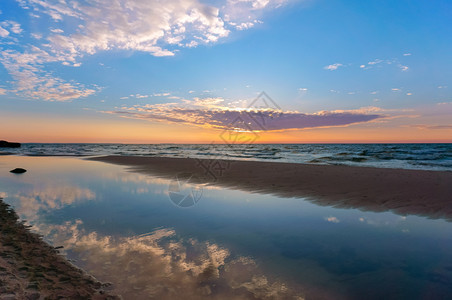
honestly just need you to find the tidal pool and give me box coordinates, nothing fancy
[1,156,451,299]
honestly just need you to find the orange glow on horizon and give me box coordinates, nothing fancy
[1,110,451,144]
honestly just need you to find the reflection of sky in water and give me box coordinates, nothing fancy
[1,156,452,299]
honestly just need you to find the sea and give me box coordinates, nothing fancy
[2,143,452,171]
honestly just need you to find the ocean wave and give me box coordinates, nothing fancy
[6,143,452,171]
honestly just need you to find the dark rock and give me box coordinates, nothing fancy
[10,168,27,174]
[0,140,21,148]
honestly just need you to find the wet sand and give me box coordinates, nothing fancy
[0,198,118,299]
[89,156,452,221]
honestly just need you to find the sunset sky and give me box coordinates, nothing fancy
[0,0,451,143]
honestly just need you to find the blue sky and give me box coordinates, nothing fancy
[0,0,451,142]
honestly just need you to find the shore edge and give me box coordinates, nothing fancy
[88,155,452,221]
[0,198,119,299]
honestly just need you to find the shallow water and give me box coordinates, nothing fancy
[4,143,452,171]
[1,156,452,299]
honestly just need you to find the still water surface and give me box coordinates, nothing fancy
[0,156,451,299]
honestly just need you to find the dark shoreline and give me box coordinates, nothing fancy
[89,155,452,221]
[0,198,118,299]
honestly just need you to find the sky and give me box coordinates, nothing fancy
[0,0,451,143]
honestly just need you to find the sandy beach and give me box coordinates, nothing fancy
[0,198,118,300]
[89,156,452,221]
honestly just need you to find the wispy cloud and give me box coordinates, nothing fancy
[0,48,97,101]
[130,94,150,99]
[410,124,452,130]
[153,92,171,97]
[368,59,384,65]
[324,63,343,71]
[360,57,409,72]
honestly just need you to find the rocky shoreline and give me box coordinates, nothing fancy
[0,198,119,299]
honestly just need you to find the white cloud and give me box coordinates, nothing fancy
[2,0,292,101]
[399,65,409,71]
[0,49,96,101]
[235,21,255,30]
[0,20,23,37]
[17,0,83,21]
[324,63,343,71]
[360,64,365,68]
[298,88,308,92]
[50,28,64,33]
[0,26,9,38]
[403,53,411,56]
[9,22,22,34]
[131,94,149,99]
[0,21,23,35]
[368,59,383,65]
[153,92,171,97]
[224,0,288,21]
[21,0,240,59]
[31,33,42,39]
[392,88,401,91]
[229,0,273,10]
[0,88,6,95]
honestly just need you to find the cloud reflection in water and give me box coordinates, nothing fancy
[38,220,305,299]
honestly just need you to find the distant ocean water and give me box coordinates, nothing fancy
[2,143,452,171]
